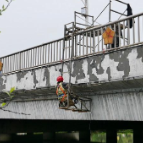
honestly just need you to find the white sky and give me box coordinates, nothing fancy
[0,0,142,57]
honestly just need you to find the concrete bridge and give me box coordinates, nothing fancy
[0,12,143,143]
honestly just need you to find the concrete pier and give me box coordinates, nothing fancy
[106,129,117,143]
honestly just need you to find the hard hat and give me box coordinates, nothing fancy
[57,76,64,82]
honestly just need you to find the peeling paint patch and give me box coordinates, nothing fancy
[0,45,143,92]
[17,72,27,82]
[137,46,143,62]
[72,60,85,82]
[49,66,61,86]
[75,60,89,83]
[31,70,38,88]
[109,49,131,78]
[106,67,111,81]
[44,68,50,86]
[90,55,105,75]
[87,57,99,82]
[128,48,143,77]
[0,75,5,91]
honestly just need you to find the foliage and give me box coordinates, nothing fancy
[0,0,13,16]
[0,0,13,33]
[91,131,106,143]
[1,87,15,107]
[90,130,133,143]
[117,133,133,143]
[0,87,30,115]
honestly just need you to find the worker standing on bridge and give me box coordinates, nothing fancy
[56,76,68,107]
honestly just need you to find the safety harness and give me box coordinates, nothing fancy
[56,83,67,102]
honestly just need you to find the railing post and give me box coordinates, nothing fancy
[93,30,95,53]
[19,52,21,70]
[138,16,140,43]
[132,18,135,44]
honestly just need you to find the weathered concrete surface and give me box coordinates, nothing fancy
[0,91,143,121]
[0,45,143,121]
[0,45,143,92]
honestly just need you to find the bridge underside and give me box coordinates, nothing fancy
[0,119,143,143]
[0,119,143,133]
[0,85,143,121]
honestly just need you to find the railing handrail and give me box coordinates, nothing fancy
[76,12,143,35]
[1,12,143,59]
[1,12,143,74]
[0,38,64,59]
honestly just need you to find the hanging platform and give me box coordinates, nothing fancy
[59,96,92,112]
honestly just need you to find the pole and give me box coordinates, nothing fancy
[61,25,66,76]
[85,0,89,26]
[67,22,74,108]
[109,0,111,22]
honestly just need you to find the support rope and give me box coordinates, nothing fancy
[118,9,127,20]
[92,2,111,26]
[81,0,85,5]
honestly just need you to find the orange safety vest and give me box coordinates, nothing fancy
[56,82,67,102]
[0,61,3,71]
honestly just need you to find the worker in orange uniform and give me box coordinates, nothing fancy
[56,76,78,108]
[56,76,69,107]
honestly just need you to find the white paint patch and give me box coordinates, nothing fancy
[63,64,69,83]
[4,74,18,91]
[71,62,76,84]
[92,55,109,81]
[35,69,46,88]
[128,49,143,77]
[92,54,124,81]
[77,60,89,83]
[90,59,93,65]
[49,65,61,86]
[109,60,124,80]
[17,71,35,90]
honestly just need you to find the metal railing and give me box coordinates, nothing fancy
[0,38,64,73]
[74,12,143,57]
[1,12,143,74]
